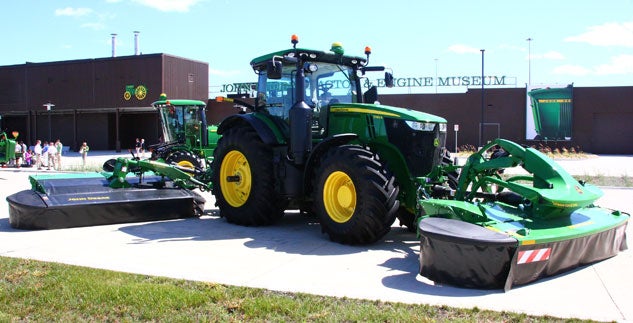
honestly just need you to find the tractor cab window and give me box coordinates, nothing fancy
[256,62,356,133]
[257,72,293,122]
[159,105,203,145]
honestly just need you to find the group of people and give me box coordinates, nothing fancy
[9,139,90,170]
[29,139,64,170]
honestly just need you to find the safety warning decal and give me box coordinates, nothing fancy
[517,248,551,264]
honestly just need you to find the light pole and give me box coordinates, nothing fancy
[43,103,55,141]
[479,49,485,148]
[434,58,438,94]
[526,37,532,86]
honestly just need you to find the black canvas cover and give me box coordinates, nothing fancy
[418,217,518,289]
[7,176,204,230]
[418,217,629,290]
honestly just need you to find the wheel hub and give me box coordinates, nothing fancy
[220,150,251,207]
[323,171,356,223]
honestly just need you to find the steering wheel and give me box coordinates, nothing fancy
[318,82,333,94]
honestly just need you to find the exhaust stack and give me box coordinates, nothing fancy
[134,31,140,55]
[110,33,117,57]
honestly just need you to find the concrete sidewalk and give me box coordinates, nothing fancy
[0,154,631,321]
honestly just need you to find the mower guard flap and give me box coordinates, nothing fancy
[418,217,517,289]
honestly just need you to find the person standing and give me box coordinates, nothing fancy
[55,139,63,170]
[79,142,89,169]
[41,141,49,170]
[33,140,43,170]
[14,141,22,167]
[47,142,57,170]
[135,138,141,155]
[140,138,146,158]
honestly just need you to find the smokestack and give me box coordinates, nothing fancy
[110,33,117,57]
[134,31,140,55]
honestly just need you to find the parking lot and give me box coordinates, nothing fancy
[1,151,632,321]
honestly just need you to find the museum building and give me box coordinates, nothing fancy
[0,54,208,151]
[1,54,632,154]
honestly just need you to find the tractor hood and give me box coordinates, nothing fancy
[329,103,447,124]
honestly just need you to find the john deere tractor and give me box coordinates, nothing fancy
[148,95,220,170]
[212,36,449,244]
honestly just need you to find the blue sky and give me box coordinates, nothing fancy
[3,0,633,95]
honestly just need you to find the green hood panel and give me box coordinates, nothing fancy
[329,103,447,123]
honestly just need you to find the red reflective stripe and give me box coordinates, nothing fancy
[517,248,552,264]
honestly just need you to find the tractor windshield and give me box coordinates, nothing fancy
[256,62,356,123]
[158,105,203,144]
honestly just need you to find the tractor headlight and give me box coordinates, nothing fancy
[405,121,436,132]
[439,123,447,132]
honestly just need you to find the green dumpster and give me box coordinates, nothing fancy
[528,85,573,140]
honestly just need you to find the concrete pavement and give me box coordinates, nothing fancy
[0,153,631,321]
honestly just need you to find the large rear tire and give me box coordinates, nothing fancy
[211,126,285,226]
[312,145,399,245]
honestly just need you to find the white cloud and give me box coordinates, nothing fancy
[553,54,633,76]
[565,22,633,47]
[131,0,202,12]
[447,44,482,54]
[594,54,633,75]
[552,65,591,76]
[55,7,93,17]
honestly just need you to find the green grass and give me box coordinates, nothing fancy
[0,257,586,322]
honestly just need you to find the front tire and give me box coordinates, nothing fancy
[312,145,399,245]
[211,126,285,226]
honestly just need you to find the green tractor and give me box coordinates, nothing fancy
[0,131,18,166]
[211,35,449,244]
[147,95,220,170]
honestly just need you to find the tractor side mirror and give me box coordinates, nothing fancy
[384,72,394,88]
[363,86,378,104]
[267,61,283,80]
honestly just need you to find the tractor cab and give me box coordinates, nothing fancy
[152,94,208,149]
[250,39,393,137]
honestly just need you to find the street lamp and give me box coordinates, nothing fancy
[43,102,55,141]
[434,58,439,94]
[526,37,533,86]
[479,49,485,148]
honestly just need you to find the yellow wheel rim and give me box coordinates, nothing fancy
[323,171,356,223]
[220,150,251,207]
[177,160,195,169]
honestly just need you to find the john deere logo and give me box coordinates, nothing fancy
[135,85,147,100]
[124,85,148,101]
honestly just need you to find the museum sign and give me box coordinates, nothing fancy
[219,75,514,93]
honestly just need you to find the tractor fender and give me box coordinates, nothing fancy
[303,133,358,193]
[217,114,282,145]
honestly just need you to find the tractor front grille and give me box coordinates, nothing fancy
[385,118,446,177]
